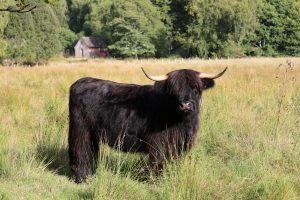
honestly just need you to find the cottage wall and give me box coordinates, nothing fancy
[74,38,108,58]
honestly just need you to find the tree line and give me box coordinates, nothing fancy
[0,0,299,64]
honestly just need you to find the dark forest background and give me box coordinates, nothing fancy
[0,0,299,64]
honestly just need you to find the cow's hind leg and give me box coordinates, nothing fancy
[69,111,94,183]
[90,131,100,173]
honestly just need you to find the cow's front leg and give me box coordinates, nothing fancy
[146,132,169,171]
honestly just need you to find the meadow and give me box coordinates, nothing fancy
[0,57,299,200]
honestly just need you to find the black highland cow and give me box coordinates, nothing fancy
[69,67,227,183]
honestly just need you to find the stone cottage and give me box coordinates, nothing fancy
[74,37,108,58]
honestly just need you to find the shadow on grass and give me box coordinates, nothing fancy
[35,145,71,178]
[35,143,158,184]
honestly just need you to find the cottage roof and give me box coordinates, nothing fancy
[80,37,106,48]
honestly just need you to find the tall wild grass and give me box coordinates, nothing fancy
[0,57,299,199]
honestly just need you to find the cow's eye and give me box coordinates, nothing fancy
[192,89,199,95]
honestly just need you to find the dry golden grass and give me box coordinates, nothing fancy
[0,57,299,199]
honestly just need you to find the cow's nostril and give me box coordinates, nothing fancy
[180,102,192,111]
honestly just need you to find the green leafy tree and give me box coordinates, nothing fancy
[150,0,172,56]
[58,27,78,55]
[4,1,61,64]
[4,11,38,64]
[84,0,166,58]
[32,3,62,60]
[0,0,36,13]
[0,0,11,62]
[171,0,256,58]
[53,0,69,27]
[0,38,8,62]
[2,0,299,61]
[68,0,91,33]
[107,20,155,58]
[251,0,300,56]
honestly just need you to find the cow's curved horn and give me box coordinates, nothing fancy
[199,67,228,79]
[141,67,168,81]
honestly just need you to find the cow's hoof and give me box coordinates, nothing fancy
[75,176,84,183]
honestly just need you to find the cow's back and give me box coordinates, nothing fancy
[69,77,153,145]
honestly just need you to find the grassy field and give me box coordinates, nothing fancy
[0,57,299,200]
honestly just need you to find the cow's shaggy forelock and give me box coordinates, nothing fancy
[155,69,202,97]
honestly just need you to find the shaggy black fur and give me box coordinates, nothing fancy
[68,69,217,183]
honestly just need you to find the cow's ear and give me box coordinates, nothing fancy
[201,78,215,90]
